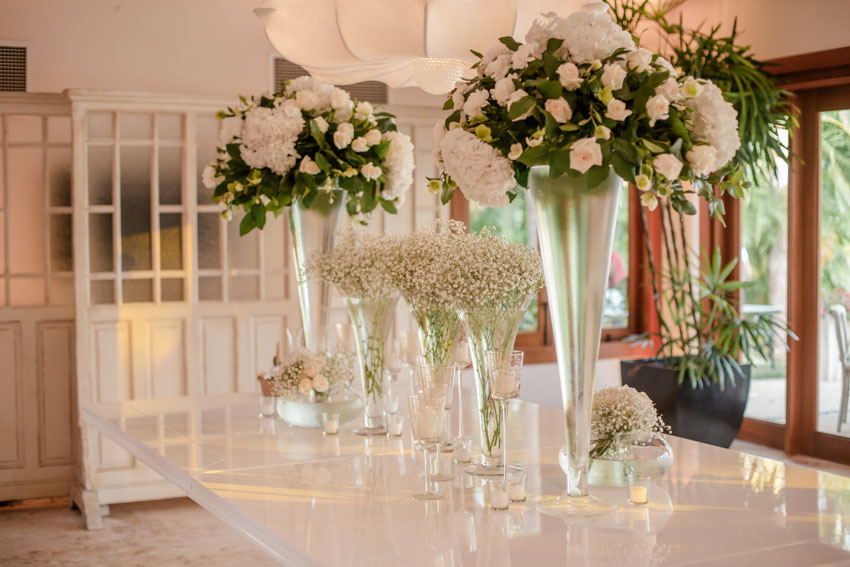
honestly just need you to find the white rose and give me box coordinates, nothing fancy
[333,122,354,149]
[605,98,632,121]
[202,164,219,189]
[557,62,583,91]
[351,136,369,152]
[508,143,523,160]
[653,153,683,181]
[295,90,317,111]
[511,43,538,70]
[313,116,329,133]
[342,167,357,178]
[655,78,681,102]
[526,135,543,147]
[594,125,611,140]
[298,378,313,396]
[298,156,321,175]
[451,82,466,110]
[569,137,603,174]
[682,78,703,98]
[485,54,512,80]
[312,374,329,393]
[301,356,325,378]
[463,89,490,119]
[364,129,382,146]
[490,74,518,106]
[686,145,718,176]
[544,97,573,123]
[221,207,233,221]
[656,57,679,77]
[627,48,652,72]
[640,192,659,211]
[361,162,382,181]
[329,88,350,109]
[507,89,533,121]
[354,101,373,121]
[635,174,652,191]
[333,103,353,124]
[601,63,627,90]
[646,94,670,126]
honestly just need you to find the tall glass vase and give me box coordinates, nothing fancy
[529,165,622,517]
[409,303,460,366]
[288,189,346,351]
[459,291,535,476]
[344,294,400,435]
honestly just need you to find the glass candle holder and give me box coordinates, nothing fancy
[627,474,650,505]
[259,395,276,418]
[387,413,405,437]
[507,469,527,502]
[453,437,473,463]
[489,479,510,510]
[321,412,340,435]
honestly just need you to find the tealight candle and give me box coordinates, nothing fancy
[494,370,516,397]
[509,484,526,502]
[387,414,404,436]
[507,469,527,502]
[629,485,647,505]
[491,489,509,510]
[321,412,339,435]
[453,440,471,463]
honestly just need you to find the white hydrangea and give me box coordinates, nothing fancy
[438,128,516,208]
[490,74,518,106]
[239,104,304,175]
[680,81,741,173]
[381,131,414,205]
[463,88,490,119]
[219,116,244,144]
[526,10,634,65]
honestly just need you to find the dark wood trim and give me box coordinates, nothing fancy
[737,418,785,450]
[784,90,821,457]
[812,432,850,466]
[768,46,850,91]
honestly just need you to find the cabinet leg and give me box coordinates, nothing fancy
[70,484,103,530]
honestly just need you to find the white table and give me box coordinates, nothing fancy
[82,393,850,566]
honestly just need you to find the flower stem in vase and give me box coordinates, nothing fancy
[345,294,400,436]
[409,303,461,367]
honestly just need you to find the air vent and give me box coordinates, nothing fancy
[274,57,388,104]
[0,45,26,92]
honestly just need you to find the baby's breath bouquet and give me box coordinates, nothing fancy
[263,348,355,402]
[431,3,743,216]
[590,386,669,459]
[203,76,414,234]
[308,226,399,433]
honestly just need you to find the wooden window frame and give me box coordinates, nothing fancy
[450,184,660,363]
[732,47,850,464]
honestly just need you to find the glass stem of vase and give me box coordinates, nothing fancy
[424,446,431,494]
[501,400,508,481]
[457,370,464,438]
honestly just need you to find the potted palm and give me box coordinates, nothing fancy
[610,0,798,447]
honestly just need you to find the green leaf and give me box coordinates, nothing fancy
[314,152,331,174]
[250,203,266,230]
[442,98,455,111]
[310,120,326,148]
[536,80,563,99]
[546,37,564,55]
[379,198,398,214]
[611,153,636,181]
[374,139,391,159]
[508,96,536,120]
[444,109,461,128]
[518,144,549,167]
[543,52,560,77]
[440,183,454,205]
[586,165,610,189]
[641,139,668,154]
[239,212,255,236]
[499,36,520,51]
[548,148,571,178]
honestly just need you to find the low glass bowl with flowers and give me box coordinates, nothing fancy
[570,386,673,486]
[263,349,362,428]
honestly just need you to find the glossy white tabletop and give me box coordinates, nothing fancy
[82,391,850,567]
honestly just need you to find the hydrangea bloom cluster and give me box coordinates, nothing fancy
[203,76,414,234]
[432,4,743,216]
[306,225,398,299]
[263,348,354,401]
[590,385,669,459]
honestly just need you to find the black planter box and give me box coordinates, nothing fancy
[620,358,751,448]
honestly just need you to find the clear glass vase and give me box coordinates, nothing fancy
[344,294,400,435]
[529,165,622,517]
[288,189,346,351]
[459,291,535,476]
[585,434,675,487]
[409,303,461,366]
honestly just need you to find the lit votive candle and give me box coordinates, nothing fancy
[629,485,648,505]
[509,484,526,502]
[494,370,516,397]
[387,415,404,436]
[454,443,471,463]
[507,469,527,502]
[491,489,509,510]
[321,412,339,435]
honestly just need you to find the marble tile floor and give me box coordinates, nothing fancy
[0,442,847,567]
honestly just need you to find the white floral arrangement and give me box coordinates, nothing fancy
[431,3,743,215]
[590,385,669,459]
[203,76,414,234]
[307,225,398,299]
[264,348,354,401]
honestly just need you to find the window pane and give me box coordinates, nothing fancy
[49,214,73,272]
[10,277,45,305]
[227,212,258,270]
[7,146,45,274]
[159,146,182,205]
[89,213,114,273]
[119,113,152,139]
[157,114,183,140]
[161,278,184,302]
[88,145,113,206]
[230,275,259,301]
[160,213,183,270]
[48,147,72,207]
[123,278,153,303]
[87,112,113,139]
[197,213,221,270]
[196,146,218,205]
[199,276,222,301]
[742,129,789,425]
[91,280,114,304]
[469,190,538,332]
[818,109,850,438]
[120,146,152,271]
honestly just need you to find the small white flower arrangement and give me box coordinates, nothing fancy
[590,385,669,459]
[203,76,414,233]
[431,4,744,215]
[307,225,398,299]
[264,348,354,401]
